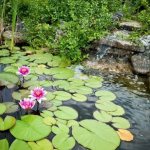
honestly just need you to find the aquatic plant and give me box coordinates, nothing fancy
[30,87,47,103]
[17,66,30,76]
[19,98,35,110]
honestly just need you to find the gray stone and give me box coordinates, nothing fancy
[98,30,144,52]
[2,30,25,44]
[120,21,142,31]
[140,35,150,51]
[131,54,150,74]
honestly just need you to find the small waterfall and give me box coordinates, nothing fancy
[96,44,110,60]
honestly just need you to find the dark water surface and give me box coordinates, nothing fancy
[0,68,150,150]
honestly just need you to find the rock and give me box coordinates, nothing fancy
[131,54,150,74]
[98,30,144,52]
[119,21,142,31]
[140,35,150,51]
[2,30,25,44]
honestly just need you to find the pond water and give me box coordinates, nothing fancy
[0,64,150,150]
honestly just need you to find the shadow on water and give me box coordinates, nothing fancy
[0,64,150,150]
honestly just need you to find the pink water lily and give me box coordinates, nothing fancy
[30,87,47,103]
[18,66,30,76]
[19,98,35,110]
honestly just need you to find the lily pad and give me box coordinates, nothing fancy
[54,106,78,120]
[95,90,116,101]
[74,86,93,95]
[0,49,9,56]
[109,105,125,116]
[0,116,16,131]
[54,91,72,101]
[43,117,56,126]
[52,123,69,134]
[112,117,130,129]
[72,119,120,150]
[72,93,87,102]
[0,103,6,115]
[93,110,112,123]
[28,139,53,150]
[10,115,51,141]
[9,139,31,150]
[0,139,9,150]
[52,133,75,150]
[95,101,117,112]
[4,102,19,113]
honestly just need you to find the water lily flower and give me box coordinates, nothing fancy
[19,98,35,110]
[30,87,47,103]
[18,66,30,76]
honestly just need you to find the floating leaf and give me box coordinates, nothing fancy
[93,110,112,123]
[52,133,75,150]
[46,92,55,101]
[0,116,16,131]
[10,115,51,141]
[117,129,134,141]
[72,94,87,102]
[40,110,54,118]
[72,120,120,150]
[28,139,53,150]
[0,49,9,56]
[54,91,72,101]
[4,102,19,113]
[0,103,6,115]
[95,101,117,112]
[54,106,78,120]
[9,139,31,150]
[95,90,116,101]
[112,117,130,129]
[52,123,69,134]
[74,86,93,95]
[0,139,9,150]
[4,65,17,73]
[109,105,125,116]
[67,120,79,127]
[43,117,56,126]
[0,72,19,88]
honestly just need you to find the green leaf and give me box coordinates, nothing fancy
[74,86,93,95]
[43,117,56,126]
[112,117,130,129]
[95,90,116,101]
[0,50,9,56]
[72,93,87,102]
[93,110,112,123]
[10,115,51,141]
[0,139,9,150]
[54,91,72,101]
[28,139,53,150]
[52,133,75,150]
[72,120,120,150]
[0,116,16,131]
[9,139,31,150]
[52,123,69,134]
[54,106,78,120]
[0,103,6,115]
[95,101,117,112]
[4,102,19,113]
[109,106,125,116]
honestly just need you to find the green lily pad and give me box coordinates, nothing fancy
[109,105,125,116]
[46,92,55,101]
[4,65,18,73]
[95,90,116,101]
[43,117,56,126]
[72,119,120,150]
[74,86,93,95]
[0,72,19,88]
[53,80,70,89]
[28,139,53,150]
[54,106,78,120]
[93,110,112,123]
[10,115,51,141]
[0,57,16,64]
[95,101,117,112]
[40,110,54,118]
[52,133,75,150]
[12,90,30,101]
[9,139,31,150]
[4,102,19,113]
[112,117,130,129]
[54,91,72,101]
[52,123,69,134]
[0,49,9,56]
[72,94,87,102]
[67,120,79,127]
[0,116,16,131]
[0,139,9,150]
[0,103,6,115]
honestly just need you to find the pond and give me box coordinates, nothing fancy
[0,50,150,150]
